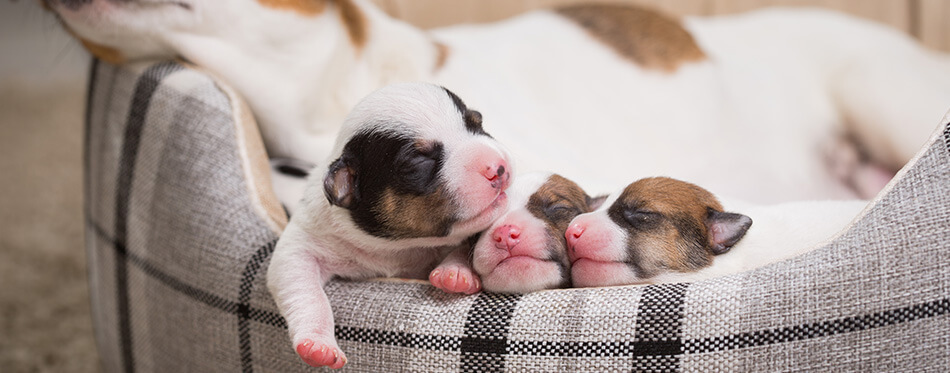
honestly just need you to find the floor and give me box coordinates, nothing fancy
[0,1,100,372]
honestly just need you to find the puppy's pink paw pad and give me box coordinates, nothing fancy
[429,266,481,294]
[296,339,347,369]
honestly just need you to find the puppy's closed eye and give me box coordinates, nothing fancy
[394,142,444,195]
[621,209,661,228]
[543,203,582,221]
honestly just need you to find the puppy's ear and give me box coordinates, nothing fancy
[706,209,752,255]
[466,110,482,126]
[324,157,357,209]
[587,194,608,212]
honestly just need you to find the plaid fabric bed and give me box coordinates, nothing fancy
[85,60,950,373]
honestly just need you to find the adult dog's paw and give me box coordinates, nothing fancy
[295,337,347,369]
[429,264,481,294]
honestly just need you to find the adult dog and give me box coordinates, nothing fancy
[47,0,950,202]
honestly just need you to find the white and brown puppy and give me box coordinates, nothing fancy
[267,83,511,369]
[566,177,867,287]
[47,0,950,205]
[430,172,603,294]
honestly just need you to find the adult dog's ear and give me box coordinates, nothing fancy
[706,209,752,255]
[324,157,357,209]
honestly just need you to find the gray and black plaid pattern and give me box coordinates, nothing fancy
[85,60,950,372]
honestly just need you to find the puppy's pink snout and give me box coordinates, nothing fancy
[481,161,509,190]
[492,224,521,251]
[565,223,586,255]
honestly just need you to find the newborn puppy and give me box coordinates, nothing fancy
[566,177,867,287]
[267,83,511,369]
[430,172,604,294]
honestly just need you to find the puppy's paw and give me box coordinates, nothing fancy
[295,337,347,369]
[429,265,481,294]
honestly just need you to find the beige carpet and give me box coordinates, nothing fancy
[0,83,100,372]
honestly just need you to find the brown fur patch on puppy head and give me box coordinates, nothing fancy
[555,3,706,72]
[607,177,750,278]
[524,174,604,283]
[375,185,455,238]
[527,174,598,235]
[324,131,458,239]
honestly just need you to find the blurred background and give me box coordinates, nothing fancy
[1,0,947,372]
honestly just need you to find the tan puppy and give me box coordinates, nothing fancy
[566,177,867,286]
[430,172,603,294]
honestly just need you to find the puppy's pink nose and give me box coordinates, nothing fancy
[492,224,521,251]
[565,223,585,254]
[481,161,509,190]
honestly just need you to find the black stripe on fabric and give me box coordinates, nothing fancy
[83,58,98,178]
[631,283,689,372]
[238,239,279,373]
[88,218,288,329]
[88,210,950,361]
[943,121,950,154]
[114,61,182,373]
[83,58,102,347]
[684,297,950,354]
[335,326,461,351]
[507,340,632,357]
[460,292,522,372]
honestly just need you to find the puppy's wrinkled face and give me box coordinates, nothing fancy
[566,177,751,287]
[473,172,603,293]
[324,83,510,241]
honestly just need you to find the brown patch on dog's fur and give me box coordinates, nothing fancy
[257,0,326,16]
[526,174,593,283]
[527,174,592,233]
[611,177,722,274]
[622,177,722,218]
[374,187,455,239]
[335,0,367,50]
[555,3,706,72]
[256,0,365,50]
[433,40,450,72]
[57,23,126,64]
[78,38,125,65]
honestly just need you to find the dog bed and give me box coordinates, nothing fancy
[83,60,950,372]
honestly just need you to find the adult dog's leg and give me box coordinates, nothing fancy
[831,28,950,170]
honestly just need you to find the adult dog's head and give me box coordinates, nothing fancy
[314,82,511,246]
[43,0,366,64]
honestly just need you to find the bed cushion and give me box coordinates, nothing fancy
[84,59,950,372]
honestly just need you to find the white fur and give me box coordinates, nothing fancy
[653,199,869,283]
[471,172,560,293]
[573,195,868,285]
[264,82,510,367]
[51,0,950,206]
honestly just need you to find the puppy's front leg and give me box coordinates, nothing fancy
[429,244,481,295]
[267,227,346,369]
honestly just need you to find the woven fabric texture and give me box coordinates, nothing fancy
[84,60,950,372]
